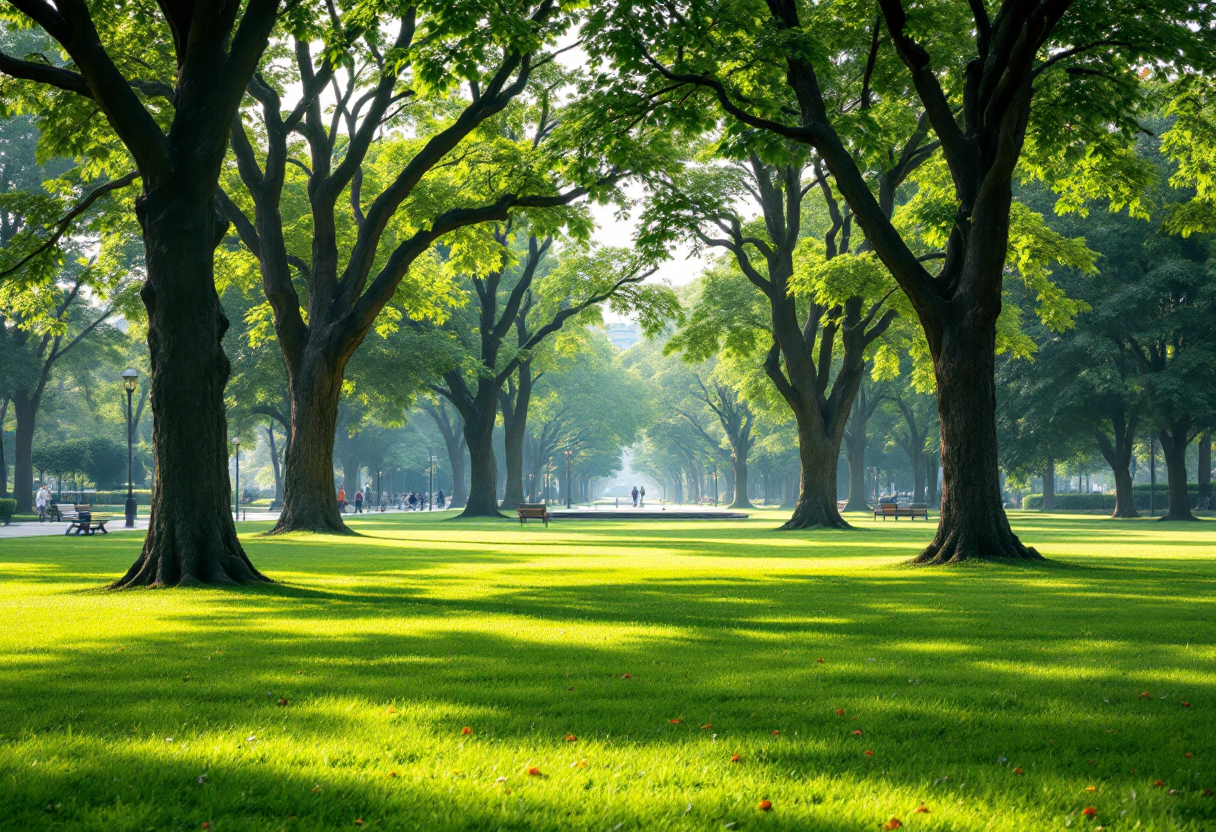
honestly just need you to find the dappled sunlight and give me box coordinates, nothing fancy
[1,513,1214,829]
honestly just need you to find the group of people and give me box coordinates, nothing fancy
[336,486,446,514]
[631,485,646,508]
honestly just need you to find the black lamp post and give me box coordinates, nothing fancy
[231,436,241,521]
[564,449,574,508]
[712,465,719,507]
[121,368,138,528]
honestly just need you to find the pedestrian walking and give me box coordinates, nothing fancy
[354,490,364,513]
[35,484,50,522]
[337,485,347,513]
[631,486,639,507]
[639,485,646,508]
[437,489,445,509]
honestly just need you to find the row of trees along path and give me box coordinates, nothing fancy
[1,0,1213,582]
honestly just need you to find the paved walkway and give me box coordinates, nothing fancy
[0,510,283,540]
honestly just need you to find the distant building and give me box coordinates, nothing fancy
[605,321,640,350]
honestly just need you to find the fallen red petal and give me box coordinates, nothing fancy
[1081,806,1096,818]
[758,799,772,811]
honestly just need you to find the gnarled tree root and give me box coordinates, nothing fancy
[111,512,271,589]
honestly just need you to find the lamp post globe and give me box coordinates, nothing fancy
[120,369,139,527]
[231,436,241,520]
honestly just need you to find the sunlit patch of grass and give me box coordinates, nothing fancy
[0,511,1213,829]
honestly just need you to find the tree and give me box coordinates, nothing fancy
[584,0,1208,561]
[1,0,285,585]
[420,398,468,509]
[429,236,672,516]
[219,2,626,533]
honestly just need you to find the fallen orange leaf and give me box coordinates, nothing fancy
[669,719,681,724]
[817,658,825,663]
[913,804,929,814]
[1139,692,1150,699]
[1081,807,1096,818]
[388,771,398,778]
[884,818,902,830]
[461,727,473,736]
[387,706,397,714]
[758,799,772,811]
[277,698,288,707]
[730,754,742,763]
[1085,786,1095,791]
[851,729,863,736]
[564,734,577,742]
[1185,752,1194,758]
[1183,701,1192,708]
[527,767,542,777]
[864,750,875,756]
[622,674,631,679]
[771,730,780,736]
[571,760,588,768]
[1013,767,1024,774]
[835,709,845,716]
[701,724,713,730]
[1154,780,1165,787]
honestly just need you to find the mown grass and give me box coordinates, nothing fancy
[0,510,1213,831]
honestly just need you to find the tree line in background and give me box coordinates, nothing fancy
[2,0,1216,585]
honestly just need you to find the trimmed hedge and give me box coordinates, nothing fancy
[48,490,152,506]
[1022,485,1201,511]
[0,498,15,525]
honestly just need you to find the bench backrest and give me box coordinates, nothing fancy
[880,503,899,514]
[518,504,547,516]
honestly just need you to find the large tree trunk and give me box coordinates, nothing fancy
[1095,415,1138,518]
[1042,458,1056,512]
[913,324,1040,564]
[843,402,869,512]
[271,362,348,534]
[459,400,503,518]
[781,410,848,529]
[113,191,267,588]
[11,391,35,514]
[499,367,533,509]
[1198,431,1211,511]
[1159,424,1196,522]
[730,454,752,508]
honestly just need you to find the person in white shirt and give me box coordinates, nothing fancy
[35,485,50,522]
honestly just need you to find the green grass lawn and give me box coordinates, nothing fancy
[1,510,1213,831]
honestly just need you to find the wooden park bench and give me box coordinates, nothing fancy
[62,504,112,535]
[517,503,549,527]
[873,502,930,521]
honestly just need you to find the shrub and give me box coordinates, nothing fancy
[0,498,15,525]
[1022,485,1201,511]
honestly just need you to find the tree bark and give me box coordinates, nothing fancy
[458,389,504,518]
[271,361,349,534]
[912,325,1041,564]
[499,364,533,509]
[782,407,849,529]
[1198,431,1211,511]
[11,392,35,514]
[730,454,750,509]
[843,395,870,512]
[1159,423,1196,521]
[1042,458,1056,512]
[1095,412,1138,518]
[113,191,267,588]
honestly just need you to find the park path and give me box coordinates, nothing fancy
[0,511,283,540]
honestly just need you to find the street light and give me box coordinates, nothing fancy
[712,465,719,507]
[121,369,138,528]
[564,448,574,509]
[231,436,241,521]
[546,457,554,505]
